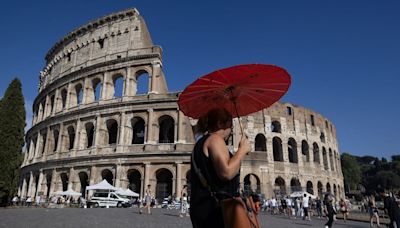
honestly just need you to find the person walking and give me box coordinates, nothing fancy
[339,198,348,223]
[324,194,336,228]
[368,195,381,227]
[378,188,400,228]
[140,185,152,214]
[316,197,323,218]
[180,185,189,217]
[302,194,310,221]
[189,108,251,227]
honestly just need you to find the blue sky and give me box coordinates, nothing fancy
[0,0,399,159]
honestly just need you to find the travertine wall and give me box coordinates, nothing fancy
[19,8,344,202]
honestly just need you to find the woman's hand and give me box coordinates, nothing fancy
[238,136,251,155]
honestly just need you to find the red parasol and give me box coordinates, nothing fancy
[178,64,291,121]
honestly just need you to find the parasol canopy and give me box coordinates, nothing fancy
[178,64,291,119]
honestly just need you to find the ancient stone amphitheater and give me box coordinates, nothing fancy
[19,8,344,201]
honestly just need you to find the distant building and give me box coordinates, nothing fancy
[19,8,344,201]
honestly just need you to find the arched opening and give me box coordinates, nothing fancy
[127,169,141,195]
[60,173,68,191]
[271,121,281,133]
[273,137,283,161]
[25,176,30,197]
[101,169,114,185]
[323,147,328,170]
[155,169,173,202]
[158,115,174,143]
[290,178,301,193]
[243,174,261,194]
[79,172,89,197]
[274,177,286,197]
[329,149,334,171]
[41,132,47,155]
[317,181,323,198]
[93,78,102,101]
[326,183,331,193]
[333,184,337,197]
[301,140,310,162]
[61,89,67,109]
[50,95,55,114]
[46,173,52,197]
[131,117,145,144]
[113,75,124,98]
[34,173,40,196]
[306,181,314,194]
[313,143,320,163]
[106,119,118,145]
[255,134,267,151]
[67,126,75,150]
[85,122,95,148]
[75,84,83,106]
[53,129,59,152]
[135,71,149,95]
[320,133,325,143]
[288,138,298,163]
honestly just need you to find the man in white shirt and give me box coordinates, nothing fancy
[302,194,310,221]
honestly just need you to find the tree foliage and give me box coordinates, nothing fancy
[0,78,26,206]
[341,153,361,192]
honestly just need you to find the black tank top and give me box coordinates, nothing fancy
[190,134,240,227]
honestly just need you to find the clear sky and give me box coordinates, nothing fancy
[0,0,399,159]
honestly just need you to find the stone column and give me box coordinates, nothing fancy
[56,124,64,154]
[102,72,111,100]
[65,83,72,110]
[115,164,122,187]
[176,162,182,198]
[125,67,134,96]
[143,163,150,199]
[282,140,288,163]
[118,112,127,149]
[94,115,102,148]
[34,134,41,159]
[177,110,185,143]
[89,166,97,185]
[146,109,155,144]
[149,61,161,94]
[297,143,303,168]
[49,169,57,195]
[21,176,27,198]
[67,168,75,190]
[36,170,44,197]
[43,127,51,158]
[73,119,82,155]
[27,172,34,197]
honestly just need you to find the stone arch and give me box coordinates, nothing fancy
[322,147,328,170]
[320,132,326,143]
[255,134,267,152]
[39,131,47,156]
[45,173,52,197]
[106,119,118,145]
[101,169,114,185]
[290,178,301,193]
[33,173,40,196]
[288,138,298,163]
[135,69,150,95]
[67,126,75,150]
[78,172,89,197]
[127,169,141,195]
[61,89,67,109]
[301,140,310,162]
[112,74,124,98]
[155,168,173,202]
[329,148,334,171]
[92,78,102,102]
[243,173,261,194]
[273,137,283,161]
[306,181,314,194]
[85,122,95,148]
[333,184,337,197]
[52,128,59,152]
[317,181,323,197]
[271,121,281,133]
[158,115,175,143]
[313,143,320,163]
[72,83,83,106]
[60,173,68,191]
[326,182,331,193]
[274,177,286,196]
[50,94,55,114]
[131,117,145,144]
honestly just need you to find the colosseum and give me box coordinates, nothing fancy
[19,8,344,202]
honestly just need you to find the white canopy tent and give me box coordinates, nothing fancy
[54,189,82,196]
[290,191,317,199]
[86,180,118,191]
[115,188,139,197]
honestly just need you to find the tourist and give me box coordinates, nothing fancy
[316,197,323,218]
[35,195,41,207]
[324,194,336,228]
[179,185,189,217]
[271,197,278,215]
[378,188,400,228]
[368,195,381,227]
[12,195,19,206]
[302,194,310,220]
[189,108,251,227]
[339,198,348,222]
[294,197,301,218]
[26,196,32,207]
[285,196,293,218]
[140,184,152,214]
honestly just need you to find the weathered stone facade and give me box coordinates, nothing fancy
[19,8,344,201]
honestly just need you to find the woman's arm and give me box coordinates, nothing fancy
[207,135,250,181]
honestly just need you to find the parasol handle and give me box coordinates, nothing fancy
[233,101,244,136]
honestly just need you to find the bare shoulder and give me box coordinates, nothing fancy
[203,134,225,157]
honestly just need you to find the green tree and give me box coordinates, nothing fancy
[373,170,400,190]
[341,153,361,193]
[0,78,26,206]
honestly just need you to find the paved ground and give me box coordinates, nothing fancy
[0,207,372,228]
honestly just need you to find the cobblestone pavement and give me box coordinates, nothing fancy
[0,208,369,228]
